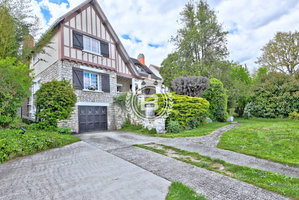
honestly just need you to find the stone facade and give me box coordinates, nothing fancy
[31,59,120,133]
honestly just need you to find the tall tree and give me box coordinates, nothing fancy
[160,0,228,87]
[256,31,298,76]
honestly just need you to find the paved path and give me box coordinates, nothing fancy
[190,122,240,147]
[0,142,170,200]
[79,130,299,178]
[110,146,289,200]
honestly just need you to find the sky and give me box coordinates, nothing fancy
[31,0,299,73]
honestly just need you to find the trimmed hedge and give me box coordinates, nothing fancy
[203,78,228,122]
[148,93,209,129]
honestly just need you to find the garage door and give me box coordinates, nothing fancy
[78,106,108,133]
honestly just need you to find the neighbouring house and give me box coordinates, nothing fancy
[22,0,165,133]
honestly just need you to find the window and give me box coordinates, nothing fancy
[33,53,40,65]
[84,71,99,91]
[33,80,40,94]
[72,30,109,58]
[83,35,100,55]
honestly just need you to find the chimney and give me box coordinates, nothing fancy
[137,53,145,65]
[23,34,34,49]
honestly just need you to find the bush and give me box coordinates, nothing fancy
[172,76,210,97]
[247,73,299,118]
[35,79,77,129]
[203,78,228,122]
[0,57,32,128]
[289,112,299,120]
[57,127,71,135]
[0,129,80,164]
[113,93,128,107]
[148,93,209,129]
[166,120,181,133]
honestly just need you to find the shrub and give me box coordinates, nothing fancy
[166,120,181,133]
[248,72,299,118]
[113,93,128,107]
[172,76,210,97]
[57,127,71,135]
[0,57,32,128]
[203,78,228,122]
[0,129,80,164]
[35,79,77,129]
[289,112,299,120]
[148,93,209,129]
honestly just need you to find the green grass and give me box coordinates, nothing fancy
[0,129,81,164]
[217,118,299,167]
[135,144,299,199]
[121,122,230,138]
[166,182,207,200]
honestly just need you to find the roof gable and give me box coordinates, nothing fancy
[50,0,140,78]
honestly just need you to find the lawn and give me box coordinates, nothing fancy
[166,182,207,200]
[217,118,299,167]
[0,129,80,164]
[136,143,299,199]
[121,122,230,138]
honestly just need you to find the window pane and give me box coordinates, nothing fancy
[83,36,91,51]
[90,74,98,90]
[84,72,90,89]
[92,39,100,54]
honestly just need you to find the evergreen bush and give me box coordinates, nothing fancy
[247,73,299,118]
[35,79,77,129]
[203,78,228,122]
[148,93,209,129]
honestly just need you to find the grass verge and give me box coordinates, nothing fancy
[121,122,230,138]
[0,129,80,164]
[217,118,299,167]
[135,143,299,199]
[166,182,207,200]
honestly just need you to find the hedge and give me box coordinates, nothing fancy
[148,93,209,129]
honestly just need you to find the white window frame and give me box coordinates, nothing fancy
[83,71,100,91]
[33,53,40,65]
[83,35,101,56]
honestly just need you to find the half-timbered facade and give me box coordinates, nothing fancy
[25,0,163,133]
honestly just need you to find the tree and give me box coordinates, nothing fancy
[256,31,298,76]
[35,80,77,129]
[171,76,210,97]
[160,0,228,87]
[0,57,32,127]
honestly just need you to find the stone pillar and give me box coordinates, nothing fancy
[145,103,155,118]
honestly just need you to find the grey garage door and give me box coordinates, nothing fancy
[78,106,107,133]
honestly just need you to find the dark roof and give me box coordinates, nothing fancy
[130,58,162,80]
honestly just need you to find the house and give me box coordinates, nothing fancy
[23,0,164,133]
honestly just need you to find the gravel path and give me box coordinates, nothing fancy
[0,142,170,200]
[110,146,290,200]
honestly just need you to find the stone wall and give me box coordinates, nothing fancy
[58,60,118,132]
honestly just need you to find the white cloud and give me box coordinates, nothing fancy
[33,0,299,73]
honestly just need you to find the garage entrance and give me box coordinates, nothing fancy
[78,106,108,133]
